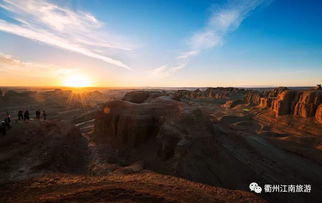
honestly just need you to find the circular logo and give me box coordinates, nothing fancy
[249,182,262,194]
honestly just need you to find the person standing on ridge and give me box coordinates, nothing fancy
[42,110,47,120]
[24,110,30,121]
[1,121,6,136]
[36,110,41,120]
[5,112,11,129]
[18,110,23,120]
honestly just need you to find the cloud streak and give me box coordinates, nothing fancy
[0,53,84,86]
[0,0,133,70]
[150,62,187,78]
[0,53,74,75]
[152,0,267,77]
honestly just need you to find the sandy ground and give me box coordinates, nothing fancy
[0,172,265,203]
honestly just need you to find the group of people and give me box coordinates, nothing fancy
[1,112,11,136]
[17,110,47,121]
[1,110,47,136]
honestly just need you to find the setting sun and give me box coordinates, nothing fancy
[63,74,92,87]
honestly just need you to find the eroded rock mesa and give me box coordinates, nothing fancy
[244,87,322,122]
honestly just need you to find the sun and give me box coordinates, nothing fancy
[63,74,92,88]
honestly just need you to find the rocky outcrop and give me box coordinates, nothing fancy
[315,104,322,124]
[265,87,288,97]
[269,89,322,119]
[222,99,243,108]
[293,90,322,118]
[172,90,194,100]
[0,121,88,183]
[33,122,88,173]
[259,97,273,108]
[272,90,298,116]
[93,93,322,202]
[173,87,245,102]
[95,98,280,190]
[244,87,287,107]
[244,87,322,122]
[174,86,322,122]
[94,97,218,184]
[244,91,262,105]
[122,91,164,103]
[122,91,150,103]
[95,98,183,148]
[94,98,213,154]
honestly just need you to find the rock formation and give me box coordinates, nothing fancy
[272,90,297,116]
[94,97,213,154]
[122,91,164,103]
[258,97,273,108]
[95,98,183,148]
[222,99,243,108]
[172,86,322,123]
[0,121,88,183]
[94,97,222,184]
[122,91,151,103]
[93,90,322,202]
[316,104,322,124]
[244,87,287,106]
[173,87,245,102]
[293,90,322,118]
[244,90,262,105]
[244,87,322,122]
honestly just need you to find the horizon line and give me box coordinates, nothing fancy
[0,85,318,89]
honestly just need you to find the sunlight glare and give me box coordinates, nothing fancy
[63,74,92,87]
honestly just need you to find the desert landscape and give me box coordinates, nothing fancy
[0,86,321,202]
[1,0,322,202]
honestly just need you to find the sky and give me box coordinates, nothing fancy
[0,0,321,87]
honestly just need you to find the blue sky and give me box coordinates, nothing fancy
[0,0,321,87]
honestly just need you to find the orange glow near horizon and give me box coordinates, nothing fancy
[62,74,92,88]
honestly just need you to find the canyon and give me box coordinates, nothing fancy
[0,87,321,202]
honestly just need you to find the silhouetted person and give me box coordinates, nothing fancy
[36,110,41,120]
[1,121,6,136]
[5,112,11,129]
[42,110,47,120]
[18,110,23,120]
[24,110,30,121]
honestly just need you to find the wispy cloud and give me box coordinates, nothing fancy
[150,62,187,78]
[0,53,76,76]
[0,0,133,70]
[152,0,268,77]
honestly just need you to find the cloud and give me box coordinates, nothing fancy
[0,53,44,69]
[189,0,264,51]
[150,62,187,78]
[0,53,21,66]
[152,0,268,77]
[0,0,133,70]
[0,53,76,76]
[0,53,85,86]
[177,50,200,59]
